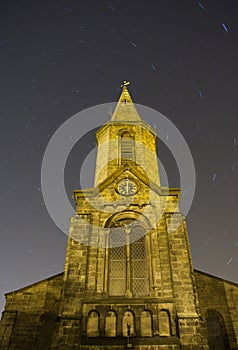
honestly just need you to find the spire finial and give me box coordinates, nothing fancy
[121,80,130,88]
[110,81,141,121]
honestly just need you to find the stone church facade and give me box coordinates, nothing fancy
[0,84,237,350]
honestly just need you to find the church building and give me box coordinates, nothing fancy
[0,83,238,350]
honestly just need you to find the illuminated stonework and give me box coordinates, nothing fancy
[0,84,238,350]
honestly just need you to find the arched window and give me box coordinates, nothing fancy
[87,311,99,337]
[206,311,230,350]
[121,131,134,163]
[122,311,135,337]
[105,311,117,337]
[109,228,126,296]
[131,226,149,296]
[141,310,152,337]
[108,225,149,297]
[159,310,171,336]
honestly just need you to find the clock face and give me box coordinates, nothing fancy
[117,179,138,196]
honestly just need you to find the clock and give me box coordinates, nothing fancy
[117,179,138,196]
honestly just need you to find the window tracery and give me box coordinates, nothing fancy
[108,225,149,297]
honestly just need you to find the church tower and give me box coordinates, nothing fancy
[56,82,209,349]
[1,83,238,350]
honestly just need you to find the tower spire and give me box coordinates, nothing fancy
[111,81,141,122]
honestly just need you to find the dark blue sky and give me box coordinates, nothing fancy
[0,0,238,314]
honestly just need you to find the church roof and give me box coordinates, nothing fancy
[111,81,141,122]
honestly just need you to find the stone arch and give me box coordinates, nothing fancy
[159,309,171,336]
[141,310,153,337]
[118,128,135,137]
[105,310,117,337]
[122,310,135,337]
[206,309,230,350]
[87,310,99,337]
[104,210,151,230]
[121,130,134,137]
[35,312,58,350]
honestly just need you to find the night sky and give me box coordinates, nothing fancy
[1,0,238,314]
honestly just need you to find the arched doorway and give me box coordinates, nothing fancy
[206,310,230,350]
[35,312,58,350]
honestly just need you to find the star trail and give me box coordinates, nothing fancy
[0,0,238,314]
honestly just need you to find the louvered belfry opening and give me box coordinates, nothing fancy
[108,225,149,297]
[121,131,134,163]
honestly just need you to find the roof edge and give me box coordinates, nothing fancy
[5,272,64,296]
[194,269,238,287]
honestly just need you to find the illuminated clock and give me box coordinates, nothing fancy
[117,179,138,196]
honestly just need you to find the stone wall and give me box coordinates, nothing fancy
[194,270,238,349]
[0,273,63,349]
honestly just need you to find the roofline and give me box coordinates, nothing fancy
[73,163,181,202]
[194,269,238,287]
[5,272,64,296]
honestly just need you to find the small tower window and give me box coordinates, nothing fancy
[121,132,134,163]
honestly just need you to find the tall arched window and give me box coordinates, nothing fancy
[108,225,149,297]
[206,311,230,350]
[159,310,171,336]
[87,311,99,337]
[105,311,117,337]
[131,226,149,296]
[109,228,126,296]
[122,311,135,337]
[121,131,134,163]
[141,310,153,337]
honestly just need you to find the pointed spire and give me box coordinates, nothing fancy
[111,81,141,121]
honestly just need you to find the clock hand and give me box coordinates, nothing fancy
[126,180,129,194]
